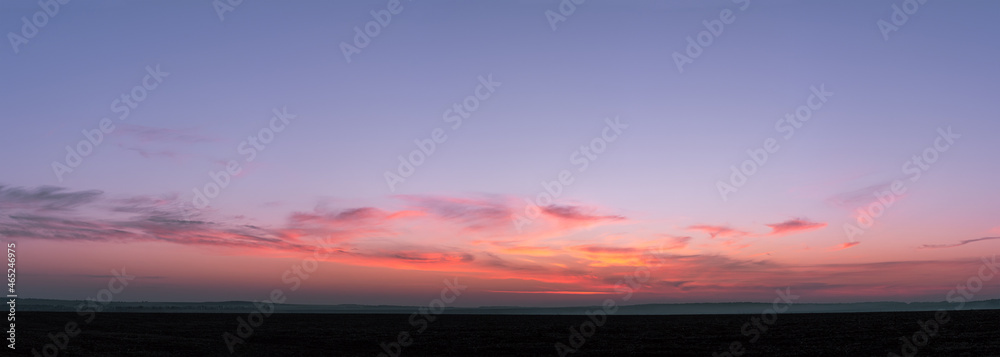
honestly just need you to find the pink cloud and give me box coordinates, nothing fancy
[687,225,748,239]
[541,205,624,223]
[832,242,861,250]
[8,184,999,303]
[766,218,827,236]
[396,195,512,232]
[571,245,641,254]
[659,235,691,250]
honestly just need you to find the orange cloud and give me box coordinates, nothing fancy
[832,242,861,250]
[7,184,997,304]
[501,246,561,256]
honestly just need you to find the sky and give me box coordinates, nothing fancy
[1,0,999,307]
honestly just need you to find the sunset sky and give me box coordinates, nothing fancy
[2,1,999,307]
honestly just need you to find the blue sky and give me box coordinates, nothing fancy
[2,0,999,305]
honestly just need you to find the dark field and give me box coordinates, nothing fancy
[18,310,1000,356]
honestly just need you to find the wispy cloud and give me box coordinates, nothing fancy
[0,185,102,211]
[766,218,827,236]
[118,144,186,160]
[397,195,512,233]
[658,235,691,250]
[541,205,624,223]
[686,225,748,239]
[5,184,995,302]
[116,124,218,144]
[832,242,861,250]
[918,237,1000,249]
[826,180,895,209]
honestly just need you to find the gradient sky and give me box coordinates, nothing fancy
[2,0,999,307]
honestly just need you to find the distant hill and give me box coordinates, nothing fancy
[17,298,1000,315]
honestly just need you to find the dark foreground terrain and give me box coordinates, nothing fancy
[18,310,1000,356]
